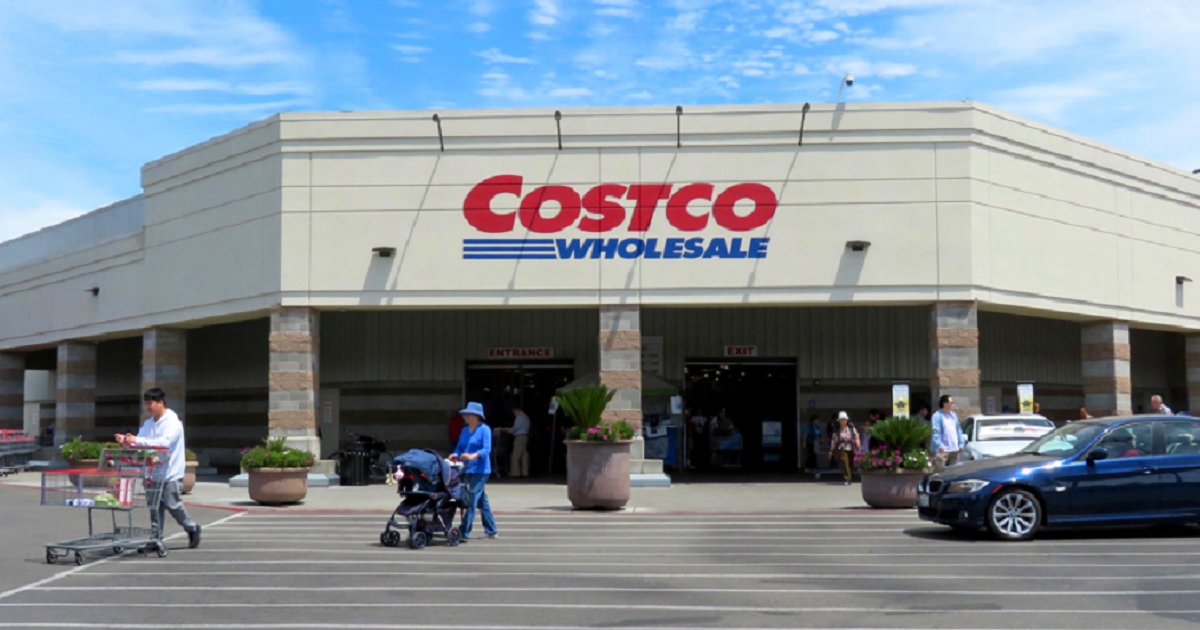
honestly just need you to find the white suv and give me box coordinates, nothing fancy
[960,414,1055,461]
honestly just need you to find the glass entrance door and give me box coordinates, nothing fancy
[464,361,574,477]
[684,360,799,473]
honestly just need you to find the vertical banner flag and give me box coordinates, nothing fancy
[892,383,910,418]
[1017,383,1035,415]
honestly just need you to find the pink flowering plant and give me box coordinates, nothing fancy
[556,385,635,442]
[240,436,315,470]
[854,416,933,472]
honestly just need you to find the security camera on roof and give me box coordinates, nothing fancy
[844,74,854,86]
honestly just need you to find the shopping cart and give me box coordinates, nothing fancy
[0,429,37,476]
[41,447,168,565]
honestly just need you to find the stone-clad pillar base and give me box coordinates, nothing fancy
[269,306,321,461]
[0,353,23,431]
[930,302,981,417]
[56,342,97,445]
[1082,321,1132,417]
[142,329,187,420]
[598,304,667,485]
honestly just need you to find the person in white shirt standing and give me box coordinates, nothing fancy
[509,407,531,478]
[929,394,965,471]
[1151,395,1174,415]
[115,388,201,549]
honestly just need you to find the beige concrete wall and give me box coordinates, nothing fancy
[2,101,1199,353]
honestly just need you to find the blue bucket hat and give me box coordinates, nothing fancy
[459,401,486,420]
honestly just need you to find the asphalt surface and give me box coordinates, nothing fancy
[3,483,1200,629]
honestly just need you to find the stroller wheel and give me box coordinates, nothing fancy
[447,528,462,547]
[408,531,428,550]
[380,530,401,548]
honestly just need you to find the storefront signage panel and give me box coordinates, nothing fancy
[461,175,775,261]
[486,347,554,359]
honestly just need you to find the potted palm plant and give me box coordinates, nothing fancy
[556,384,635,510]
[240,437,314,505]
[181,449,199,494]
[854,416,933,508]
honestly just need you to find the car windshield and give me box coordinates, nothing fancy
[976,419,1055,441]
[1018,422,1108,457]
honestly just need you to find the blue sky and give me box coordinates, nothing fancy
[1,0,1198,243]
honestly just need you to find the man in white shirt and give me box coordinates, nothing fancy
[929,394,965,471]
[509,407,531,478]
[115,388,201,549]
[1151,395,1174,415]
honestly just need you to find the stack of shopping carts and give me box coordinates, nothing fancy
[41,447,169,566]
[0,429,37,476]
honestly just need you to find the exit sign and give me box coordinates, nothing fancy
[724,345,758,357]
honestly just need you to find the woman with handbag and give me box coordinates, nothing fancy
[829,411,860,486]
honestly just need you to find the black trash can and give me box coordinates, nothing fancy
[340,447,368,486]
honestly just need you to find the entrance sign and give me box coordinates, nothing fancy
[462,176,777,260]
[891,383,910,418]
[724,345,757,357]
[1017,383,1035,415]
[486,347,554,359]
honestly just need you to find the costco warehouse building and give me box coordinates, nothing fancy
[1,101,1198,478]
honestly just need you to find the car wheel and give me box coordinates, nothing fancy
[986,488,1041,541]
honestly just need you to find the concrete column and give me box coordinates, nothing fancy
[142,329,187,419]
[0,352,24,430]
[1189,335,1200,416]
[598,304,642,430]
[1081,321,1132,416]
[268,306,320,458]
[55,341,96,443]
[930,301,981,417]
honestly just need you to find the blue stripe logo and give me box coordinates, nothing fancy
[462,237,770,260]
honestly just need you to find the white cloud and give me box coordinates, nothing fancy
[478,48,535,64]
[549,87,592,97]
[145,99,309,115]
[531,0,561,25]
[111,48,294,66]
[130,79,311,96]
[468,22,491,33]
[826,59,918,79]
[469,0,495,16]
[764,27,794,38]
[994,83,1105,123]
[393,44,430,55]
[806,30,839,43]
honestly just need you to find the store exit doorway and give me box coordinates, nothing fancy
[464,361,574,477]
[684,360,798,473]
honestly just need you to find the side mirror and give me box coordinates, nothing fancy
[1087,449,1108,463]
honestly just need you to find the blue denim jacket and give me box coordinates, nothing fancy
[452,424,492,475]
[929,410,964,453]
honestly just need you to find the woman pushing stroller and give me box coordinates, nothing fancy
[449,402,498,541]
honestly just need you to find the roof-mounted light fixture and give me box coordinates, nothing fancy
[85,287,99,296]
[554,110,562,151]
[372,247,396,258]
[1177,275,1193,285]
[675,105,683,148]
[798,102,811,147]
[846,240,871,252]
[432,113,444,152]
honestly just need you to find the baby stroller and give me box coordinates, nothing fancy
[380,449,465,550]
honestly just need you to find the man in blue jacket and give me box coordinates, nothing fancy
[929,394,965,471]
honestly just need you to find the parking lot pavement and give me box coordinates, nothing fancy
[2,505,1200,629]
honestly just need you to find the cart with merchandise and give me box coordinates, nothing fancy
[41,447,168,565]
[0,429,38,476]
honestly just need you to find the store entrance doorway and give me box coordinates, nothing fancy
[464,361,574,477]
[684,360,798,474]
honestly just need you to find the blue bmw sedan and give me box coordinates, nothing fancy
[918,415,1200,541]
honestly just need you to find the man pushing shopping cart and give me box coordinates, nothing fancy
[114,388,201,549]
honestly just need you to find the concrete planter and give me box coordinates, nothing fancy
[67,460,113,488]
[860,469,927,509]
[182,461,199,494]
[247,468,309,505]
[566,440,632,510]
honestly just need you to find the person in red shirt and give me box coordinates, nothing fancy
[449,413,465,452]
